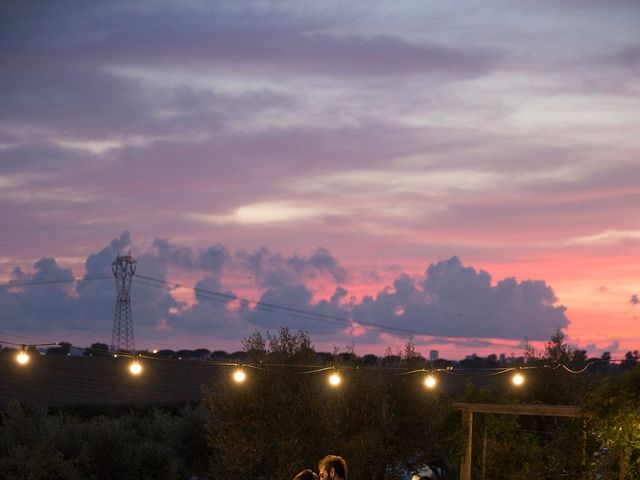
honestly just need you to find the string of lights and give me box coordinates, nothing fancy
[2,337,616,392]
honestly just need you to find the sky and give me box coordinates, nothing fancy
[1,0,639,359]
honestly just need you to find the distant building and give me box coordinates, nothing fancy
[429,350,439,362]
[465,353,477,361]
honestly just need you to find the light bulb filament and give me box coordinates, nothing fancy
[233,368,246,383]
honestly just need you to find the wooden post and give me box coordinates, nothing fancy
[461,410,473,480]
[481,425,487,480]
[581,419,587,467]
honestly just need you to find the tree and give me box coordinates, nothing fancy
[521,328,593,405]
[589,365,640,479]
[623,350,639,369]
[87,342,109,356]
[203,327,447,480]
[544,328,571,365]
[46,342,71,355]
[205,327,322,479]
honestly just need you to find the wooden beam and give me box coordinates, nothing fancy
[453,402,588,417]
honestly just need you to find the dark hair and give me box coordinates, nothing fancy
[293,469,319,480]
[319,455,348,479]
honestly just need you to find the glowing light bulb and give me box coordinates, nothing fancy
[129,360,143,375]
[512,372,524,386]
[424,374,437,389]
[233,368,246,383]
[329,372,341,386]
[16,350,30,365]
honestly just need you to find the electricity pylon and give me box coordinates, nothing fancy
[111,252,136,352]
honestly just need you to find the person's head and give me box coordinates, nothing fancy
[293,469,319,480]
[318,455,348,480]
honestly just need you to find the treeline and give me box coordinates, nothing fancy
[1,328,638,479]
[4,338,638,374]
[5,339,638,374]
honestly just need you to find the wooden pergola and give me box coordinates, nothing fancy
[453,403,590,480]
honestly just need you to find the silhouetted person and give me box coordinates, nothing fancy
[318,455,348,480]
[293,469,319,480]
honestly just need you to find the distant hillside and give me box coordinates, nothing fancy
[0,354,220,407]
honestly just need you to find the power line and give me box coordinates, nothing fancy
[137,273,437,337]
[1,336,609,378]
[135,273,559,341]
[0,274,111,288]
[2,271,565,342]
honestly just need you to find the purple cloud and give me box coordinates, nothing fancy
[151,238,229,274]
[1,234,567,345]
[241,246,347,288]
[352,257,567,341]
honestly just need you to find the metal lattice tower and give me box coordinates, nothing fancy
[111,252,137,352]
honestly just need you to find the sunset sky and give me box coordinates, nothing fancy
[1,1,639,359]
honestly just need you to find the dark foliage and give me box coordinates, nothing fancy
[0,402,211,480]
[1,328,637,480]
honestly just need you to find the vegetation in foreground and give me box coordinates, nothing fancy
[0,328,638,479]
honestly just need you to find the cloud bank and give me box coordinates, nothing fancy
[1,233,568,347]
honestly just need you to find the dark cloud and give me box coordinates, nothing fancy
[83,231,131,276]
[1,234,352,341]
[0,232,569,345]
[0,232,181,342]
[240,246,347,289]
[616,45,640,72]
[1,1,499,78]
[352,257,567,341]
[76,232,184,340]
[307,248,348,283]
[584,340,621,358]
[239,284,349,335]
[76,234,128,335]
[0,0,499,150]
[0,142,90,175]
[0,54,292,141]
[143,30,498,78]
[602,340,620,354]
[0,257,77,332]
[151,238,229,274]
[631,294,639,306]
[436,337,519,351]
[0,68,140,134]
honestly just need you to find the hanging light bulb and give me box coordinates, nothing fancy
[129,357,143,375]
[16,345,30,365]
[328,370,342,387]
[233,367,246,383]
[424,373,437,389]
[512,371,525,386]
